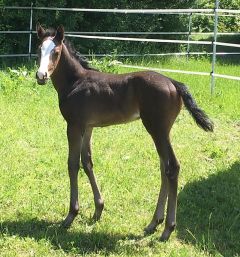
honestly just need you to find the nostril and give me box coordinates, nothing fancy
[36,71,44,80]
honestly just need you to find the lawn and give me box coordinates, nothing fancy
[0,58,239,257]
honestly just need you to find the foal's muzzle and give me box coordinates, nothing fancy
[36,71,48,85]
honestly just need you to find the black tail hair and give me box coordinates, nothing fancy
[171,80,214,132]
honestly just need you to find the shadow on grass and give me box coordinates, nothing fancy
[177,161,240,256]
[0,218,143,255]
[1,163,239,256]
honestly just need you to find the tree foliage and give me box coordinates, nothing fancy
[192,0,240,32]
[0,0,239,58]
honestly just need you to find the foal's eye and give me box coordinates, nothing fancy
[52,50,58,58]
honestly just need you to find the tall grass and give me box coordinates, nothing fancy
[0,58,239,257]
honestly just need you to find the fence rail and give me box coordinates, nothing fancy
[2,6,240,15]
[1,31,240,36]
[65,34,213,45]
[1,2,240,92]
[0,7,216,13]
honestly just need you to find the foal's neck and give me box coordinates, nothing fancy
[51,44,85,100]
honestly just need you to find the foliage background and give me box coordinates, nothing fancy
[0,0,239,58]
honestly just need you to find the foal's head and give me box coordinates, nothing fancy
[36,23,64,85]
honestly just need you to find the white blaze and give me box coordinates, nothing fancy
[37,39,56,79]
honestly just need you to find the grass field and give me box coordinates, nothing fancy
[0,58,239,257]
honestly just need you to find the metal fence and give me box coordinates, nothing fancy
[1,0,240,93]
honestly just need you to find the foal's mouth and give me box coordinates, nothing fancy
[36,78,48,85]
[36,72,48,85]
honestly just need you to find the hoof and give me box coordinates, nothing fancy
[144,223,158,235]
[92,200,104,221]
[159,233,169,242]
[160,237,168,242]
[144,218,164,235]
[61,213,76,229]
[160,224,175,241]
[92,209,103,222]
[144,226,156,235]
[61,220,71,229]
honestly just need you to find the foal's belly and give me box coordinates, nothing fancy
[87,107,140,127]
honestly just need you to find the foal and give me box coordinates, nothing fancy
[36,24,213,241]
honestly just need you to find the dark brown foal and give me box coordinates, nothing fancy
[36,23,213,241]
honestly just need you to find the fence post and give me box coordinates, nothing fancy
[210,0,219,94]
[187,12,192,60]
[28,2,33,60]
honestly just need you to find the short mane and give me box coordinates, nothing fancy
[64,39,98,71]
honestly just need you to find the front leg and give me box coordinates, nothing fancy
[62,124,83,228]
[81,128,104,221]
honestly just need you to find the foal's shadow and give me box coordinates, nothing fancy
[177,161,240,256]
[0,218,142,255]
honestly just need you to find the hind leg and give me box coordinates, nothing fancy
[144,134,179,240]
[144,160,168,234]
[156,138,180,241]
[141,104,180,240]
[140,81,181,240]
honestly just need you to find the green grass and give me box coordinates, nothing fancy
[0,59,239,257]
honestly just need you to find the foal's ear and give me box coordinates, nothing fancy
[36,22,45,40]
[55,25,64,42]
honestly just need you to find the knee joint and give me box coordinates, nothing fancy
[165,161,180,180]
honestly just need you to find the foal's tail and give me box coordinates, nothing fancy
[171,80,214,132]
